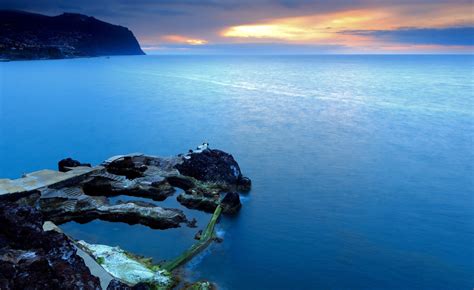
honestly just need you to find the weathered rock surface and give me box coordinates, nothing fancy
[107,279,154,290]
[177,193,220,213]
[175,145,251,191]
[183,281,217,290]
[39,190,187,229]
[0,201,101,290]
[106,157,147,179]
[220,192,242,214]
[58,158,92,172]
[169,144,251,214]
[3,145,250,229]
[177,191,242,214]
[0,145,251,289]
[83,176,175,201]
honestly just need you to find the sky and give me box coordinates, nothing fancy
[1,0,473,54]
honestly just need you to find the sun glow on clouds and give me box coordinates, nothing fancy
[162,35,208,45]
[221,3,473,49]
[223,11,384,41]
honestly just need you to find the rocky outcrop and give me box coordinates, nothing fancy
[0,201,101,290]
[0,145,251,289]
[0,10,145,60]
[177,193,220,213]
[170,144,250,215]
[39,190,187,229]
[106,157,147,179]
[82,176,175,201]
[220,192,242,214]
[177,191,241,214]
[175,144,251,192]
[183,281,217,290]
[58,158,92,172]
[107,280,154,290]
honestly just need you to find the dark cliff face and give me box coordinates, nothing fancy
[0,10,145,60]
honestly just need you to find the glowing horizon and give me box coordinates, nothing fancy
[219,3,474,52]
[2,0,473,54]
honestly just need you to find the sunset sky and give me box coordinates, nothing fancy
[2,0,473,54]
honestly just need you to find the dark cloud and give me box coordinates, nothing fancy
[343,27,474,46]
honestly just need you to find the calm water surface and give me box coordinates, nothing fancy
[1,55,473,289]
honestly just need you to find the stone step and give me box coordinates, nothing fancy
[63,187,83,197]
[61,200,77,212]
[91,172,127,182]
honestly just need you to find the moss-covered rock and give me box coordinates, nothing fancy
[183,281,216,290]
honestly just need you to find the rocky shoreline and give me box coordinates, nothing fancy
[0,144,250,289]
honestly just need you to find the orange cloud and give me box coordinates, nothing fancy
[162,34,208,45]
[221,3,473,49]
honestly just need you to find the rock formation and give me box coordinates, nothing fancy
[0,10,145,60]
[59,158,92,172]
[0,201,101,290]
[175,145,251,191]
[0,144,251,288]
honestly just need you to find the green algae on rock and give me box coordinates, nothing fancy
[183,281,217,290]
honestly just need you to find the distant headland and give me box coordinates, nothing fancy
[0,10,145,60]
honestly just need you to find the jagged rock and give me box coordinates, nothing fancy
[0,201,101,290]
[177,193,219,213]
[194,230,203,240]
[175,148,247,186]
[221,192,242,214]
[183,281,217,290]
[58,157,91,172]
[107,157,147,179]
[167,175,195,190]
[107,280,154,290]
[83,176,175,201]
[177,191,241,215]
[39,194,187,229]
[187,218,198,228]
[238,176,252,192]
[107,279,133,290]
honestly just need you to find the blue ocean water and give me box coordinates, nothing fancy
[0,55,473,289]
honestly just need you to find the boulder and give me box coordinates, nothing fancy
[58,157,91,172]
[221,192,242,214]
[194,230,203,240]
[175,148,249,187]
[0,201,101,290]
[183,281,217,290]
[176,193,219,213]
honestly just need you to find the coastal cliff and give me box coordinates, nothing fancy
[0,10,145,60]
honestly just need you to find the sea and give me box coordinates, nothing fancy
[1,55,473,289]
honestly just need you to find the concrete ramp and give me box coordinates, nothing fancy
[0,166,101,196]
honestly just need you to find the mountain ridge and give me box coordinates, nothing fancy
[0,10,145,60]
